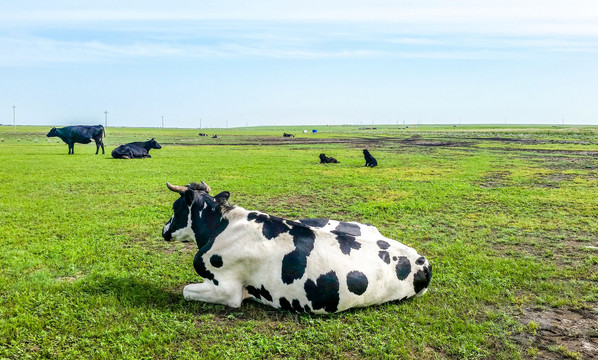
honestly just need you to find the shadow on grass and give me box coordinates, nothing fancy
[75,274,307,321]
[74,273,418,323]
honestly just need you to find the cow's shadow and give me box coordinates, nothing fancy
[75,274,308,321]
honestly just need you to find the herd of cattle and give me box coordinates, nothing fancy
[46,125,379,166]
[46,125,429,312]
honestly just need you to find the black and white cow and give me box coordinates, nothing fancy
[162,181,432,314]
[46,125,105,155]
[111,138,162,159]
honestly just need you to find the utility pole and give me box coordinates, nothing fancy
[13,105,16,130]
[161,115,164,129]
[200,118,202,129]
[104,110,108,127]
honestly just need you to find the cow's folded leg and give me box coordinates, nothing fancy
[183,281,244,308]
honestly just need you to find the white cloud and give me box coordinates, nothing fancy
[3,1,598,34]
[1,1,597,66]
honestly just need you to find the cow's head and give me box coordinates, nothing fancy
[162,181,230,247]
[47,127,58,137]
[149,138,162,150]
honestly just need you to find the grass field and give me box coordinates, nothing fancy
[1,124,597,359]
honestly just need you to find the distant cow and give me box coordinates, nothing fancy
[162,181,431,313]
[319,153,339,164]
[111,138,162,159]
[198,133,209,137]
[363,149,377,167]
[283,133,294,138]
[46,125,105,155]
[212,135,219,139]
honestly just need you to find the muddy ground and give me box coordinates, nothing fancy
[169,134,598,156]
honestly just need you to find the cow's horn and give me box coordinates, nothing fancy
[166,181,187,194]
[200,181,211,193]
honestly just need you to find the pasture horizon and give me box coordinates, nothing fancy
[3,123,598,131]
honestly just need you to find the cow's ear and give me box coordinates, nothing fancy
[214,191,230,205]
[184,189,195,206]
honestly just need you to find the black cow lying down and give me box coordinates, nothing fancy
[47,125,105,155]
[319,153,339,163]
[111,138,162,159]
[162,181,432,314]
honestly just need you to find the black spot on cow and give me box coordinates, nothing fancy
[334,222,361,237]
[376,240,390,250]
[281,226,316,284]
[304,271,340,313]
[278,297,309,313]
[285,219,303,227]
[415,256,426,265]
[395,256,411,281]
[378,250,391,264]
[346,271,368,295]
[248,212,290,239]
[298,218,329,228]
[210,254,223,268]
[331,231,361,255]
[413,264,432,294]
[393,256,398,261]
[279,297,293,311]
[246,285,273,302]
[292,299,305,313]
[247,212,260,221]
[193,253,218,285]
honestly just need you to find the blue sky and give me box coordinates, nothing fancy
[1,1,597,128]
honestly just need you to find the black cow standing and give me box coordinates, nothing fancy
[46,125,105,155]
[319,153,339,163]
[111,138,162,159]
[363,149,378,167]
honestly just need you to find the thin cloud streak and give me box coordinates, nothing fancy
[3,1,598,36]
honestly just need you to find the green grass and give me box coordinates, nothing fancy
[0,125,597,359]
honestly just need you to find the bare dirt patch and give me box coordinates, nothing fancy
[164,135,474,149]
[484,147,598,157]
[530,156,597,171]
[477,171,512,188]
[465,137,594,146]
[515,306,598,359]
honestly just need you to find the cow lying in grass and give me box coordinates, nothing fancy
[319,153,339,163]
[162,181,432,314]
[111,138,161,159]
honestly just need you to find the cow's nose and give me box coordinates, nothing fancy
[162,231,172,241]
